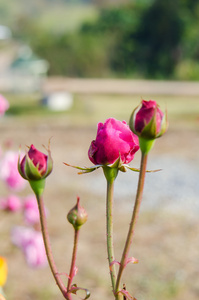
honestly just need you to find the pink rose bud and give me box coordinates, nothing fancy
[18,144,53,197]
[88,118,139,166]
[0,94,9,117]
[23,195,40,225]
[18,144,53,181]
[67,197,88,230]
[11,226,47,268]
[0,151,26,191]
[0,195,21,212]
[129,100,168,139]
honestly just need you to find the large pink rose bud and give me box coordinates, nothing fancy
[18,144,53,197]
[88,118,139,166]
[129,100,168,154]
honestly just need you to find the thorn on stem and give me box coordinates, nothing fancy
[123,284,126,300]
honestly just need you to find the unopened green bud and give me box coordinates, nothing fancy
[67,197,88,230]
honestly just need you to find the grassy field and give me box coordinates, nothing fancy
[1,91,199,300]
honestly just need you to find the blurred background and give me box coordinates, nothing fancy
[1,0,199,82]
[0,0,199,300]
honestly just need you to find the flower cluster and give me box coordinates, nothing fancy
[13,99,168,300]
[0,193,47,268]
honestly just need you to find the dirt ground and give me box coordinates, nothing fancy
[1,92,199,300]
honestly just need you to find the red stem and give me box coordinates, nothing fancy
[67,228,80,291]
[36,195,68,299]
[115,153,148,297]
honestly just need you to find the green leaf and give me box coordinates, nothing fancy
[25,155,42,180]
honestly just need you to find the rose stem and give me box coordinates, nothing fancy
[67,228,80,292]
[106,178,117,294]
[114,153,148,298]
[36,194,69,299]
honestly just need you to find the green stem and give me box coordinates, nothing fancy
[67,229,80,291]
[115,152,148,297]
[36,194,68,299]
[106,179,117,293]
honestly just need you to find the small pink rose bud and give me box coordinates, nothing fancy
[0,151,26,191]
[67,197,88,230]
[18,144,52,181]
[129,100,168,154]
[129,100,168,139]
[23,195,40,225]
[88,118,139,166]
[11,226,47,268]
[18,144,53,197]
[0,195,21,212]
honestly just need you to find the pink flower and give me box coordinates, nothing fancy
[0,151,26,191]
[130,100,168,139]
[18,144,53,181]
[88,118,139,165]
[0,95,9,116]
[23,195,40,225]
[11,226,47,268]
[0,195,21,212]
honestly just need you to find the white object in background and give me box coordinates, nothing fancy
[42,92,73,111]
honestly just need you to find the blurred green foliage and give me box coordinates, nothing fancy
[5,0,199,79]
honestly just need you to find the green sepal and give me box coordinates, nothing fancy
[129,105,140,135]
[102,166,118,183]
[124,164,161,173]
[64,162,102,174]
[44,148,53,178]
[156,109,168,138]
[138,137,155,154]
[18,153,27,180]
[25,154,43,180]
[139,108,158,139]
[109,156,123,169]
[29,178,46,197]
